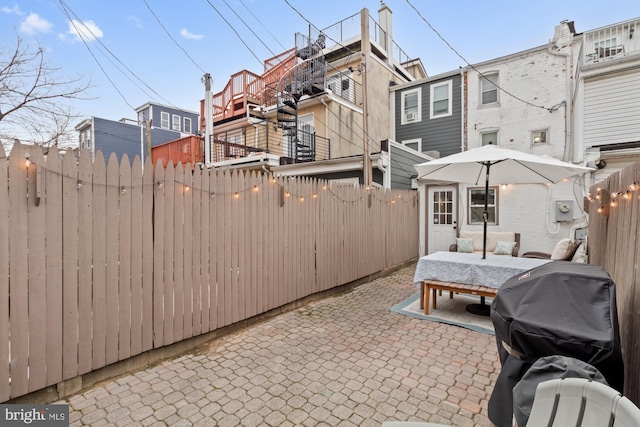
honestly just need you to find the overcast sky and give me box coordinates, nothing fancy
[2,0,639,134]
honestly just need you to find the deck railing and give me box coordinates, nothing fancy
[582,18,640,65]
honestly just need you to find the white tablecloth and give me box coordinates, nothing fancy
[413,252,551,289]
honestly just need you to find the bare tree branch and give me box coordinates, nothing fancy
[0,35,92,151]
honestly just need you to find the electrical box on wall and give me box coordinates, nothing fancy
[555,200,574,222]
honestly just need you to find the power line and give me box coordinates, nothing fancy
[57,2,134,109]
[238,0,287,51]
[143,0,207,75]
[221,0,282,61]
[203,0,264,67]
[404,0,553,111]
[59,0,179,109]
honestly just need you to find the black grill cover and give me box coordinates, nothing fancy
[488,261,624,427]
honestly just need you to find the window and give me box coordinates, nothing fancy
[160,112,170,129]
[402,138,422,152]
[172,114,181,131]
[433,190,454,225]
[532,130,548,145]
[401,88,421,124]
[481,131,498,146]
[430,81,452,119]
[327,71,354,102]
[468,187,498,225]
[480,73,499,105]
[184,117,192,134]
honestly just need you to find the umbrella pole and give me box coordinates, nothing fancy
[482,163,490,260]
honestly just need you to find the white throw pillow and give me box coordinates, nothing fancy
[550,238,573,260]
[456,238,474,253]
[493,240,516,255]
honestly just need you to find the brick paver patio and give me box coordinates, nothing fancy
[60,263,500,426]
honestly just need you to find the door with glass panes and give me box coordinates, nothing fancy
[427,186,457,253]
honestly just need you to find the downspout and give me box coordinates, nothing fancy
[548,38,573,162]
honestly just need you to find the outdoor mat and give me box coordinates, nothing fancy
[390,292,495,335]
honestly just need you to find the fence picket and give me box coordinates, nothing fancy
[61,149,79,379]
[192,166,203,335]
[142,158,154,351]
[0,144,8,402]
[45,149,63,386]
[105,154,120,365]
[26,147,46,391]
[183,163,193,339]
[77,150,93,375]
[153,162,165,346]
[130,156,143,356]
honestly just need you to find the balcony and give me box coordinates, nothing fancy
[210,122,330,163]
[582,18,640,65]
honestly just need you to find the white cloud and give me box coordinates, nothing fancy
[127,15,143,29]
[1,5,23,15]
[19,13,53,35]
[66,19,104,42]
[180,28,203,40]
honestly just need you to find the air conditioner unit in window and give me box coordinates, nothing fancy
[405,112,417,121]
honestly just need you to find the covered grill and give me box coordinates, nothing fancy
[488,261,624,427]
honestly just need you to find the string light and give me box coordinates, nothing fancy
[121,186,126,194]
[253,185,259,192]
[233,192,239,199]
[77,180,83,189]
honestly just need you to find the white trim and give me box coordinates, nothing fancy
[480,72,499,106]
[172,114,181,131]
[400,87,421,124]
[430,80,453,119]
[183,117,192,134]
[160,111,170,129]
[402,138,422,152]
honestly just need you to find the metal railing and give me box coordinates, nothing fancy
[582,18,639,65]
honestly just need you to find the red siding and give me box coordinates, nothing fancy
[152,136,204,169]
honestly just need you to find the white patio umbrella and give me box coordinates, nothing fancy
[414,144,594,259]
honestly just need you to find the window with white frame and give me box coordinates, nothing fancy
[172,114,181,131]
[161,111,170,129]
[481,130,498,146]
[468,187,498,225]
[480,73,499,105]
[430,81,452,119]
[402,138,422,152]
[401,88,421,124]
[532,130,548,145]
[184,117,192,134]
[327,71,354,102]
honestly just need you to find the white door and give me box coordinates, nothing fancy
[428,185,457,253]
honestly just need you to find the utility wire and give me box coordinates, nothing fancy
[59,0,179,109]
[221,0,283,61]
[143,0,207,74]
[404,0,555,111]
[203,0,264,67]
[57,2,134,109]
[238,0,287,51]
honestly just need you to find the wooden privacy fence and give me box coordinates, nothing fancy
[0,142,419,402]
[587,161,640,405]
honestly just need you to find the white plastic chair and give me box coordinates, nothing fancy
[526,378,640,427]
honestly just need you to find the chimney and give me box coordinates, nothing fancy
[378,1,393,59]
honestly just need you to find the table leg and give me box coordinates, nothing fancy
[420,282,425,309]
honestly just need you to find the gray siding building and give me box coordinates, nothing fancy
[76,102,200,165]
[392,71,462,159]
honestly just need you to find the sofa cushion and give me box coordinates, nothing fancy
[460,230,516,252]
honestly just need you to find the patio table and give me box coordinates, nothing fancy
[413,252,551,315]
